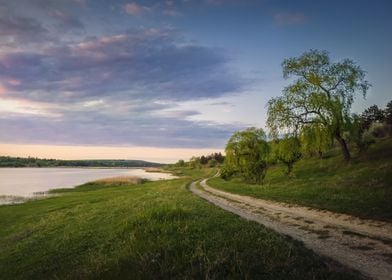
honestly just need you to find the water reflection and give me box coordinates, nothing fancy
[0,168,176,205]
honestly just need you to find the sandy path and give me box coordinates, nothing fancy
[189,179,392,280]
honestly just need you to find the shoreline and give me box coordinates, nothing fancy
[0,166,162,169]
[0,168,176,206]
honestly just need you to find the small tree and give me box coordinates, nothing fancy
[385,100,392,125]
[361,105,385,130]
[189,156,201,169]
[223,128,270,184]
[273,136,302,176]
[175,159,185,167]
[207,158,218,167]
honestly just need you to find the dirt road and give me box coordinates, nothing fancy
[189,179,392,280]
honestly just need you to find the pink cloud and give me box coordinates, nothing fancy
[74,34,128,52]
[7,79,21,86]
[124,3,148,16]
[0,84,7,95]
[274,12,306,25]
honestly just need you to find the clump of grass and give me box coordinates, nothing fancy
[144,167,165,173]
[93,176,146,185]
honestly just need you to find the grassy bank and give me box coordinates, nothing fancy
[0,171,356,279]
[209,138,392,221]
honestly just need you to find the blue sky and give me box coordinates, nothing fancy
[0,0,391,162]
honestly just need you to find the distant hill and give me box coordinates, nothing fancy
[0,156,164,168]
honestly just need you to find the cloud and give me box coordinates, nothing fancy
[0,15,49,46]
[204,0,241,6]
[0,102,245,148]
[273,12,306,25]
[209,101,234,107]
[48,9,84,30]
[71,0,87,5]
[124,2,150,16]
[1,28,244,103]
[0,26,247,148]
[0,84,6,95]
[162,9,182,17]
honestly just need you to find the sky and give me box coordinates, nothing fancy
[0,0,391,163]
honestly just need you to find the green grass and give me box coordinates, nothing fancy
[0,171,356,279]
[209,138,392,221]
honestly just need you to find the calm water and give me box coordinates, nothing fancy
[0,168,176,203]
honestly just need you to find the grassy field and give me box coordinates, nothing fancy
[209,138,392,221]
[0,169,357,279]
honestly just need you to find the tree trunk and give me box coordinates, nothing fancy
[287,163,293,176]
[335,134,351,162]
[318,150,323,159]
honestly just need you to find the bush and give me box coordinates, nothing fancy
[360,130,376,150]
[207,159,218,167]
[220,166,235,180]
[368,122,388,138]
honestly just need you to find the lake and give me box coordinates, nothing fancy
[0,168,176,204]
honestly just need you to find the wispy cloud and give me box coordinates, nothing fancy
[0,109,245,148]
[273,12,306,25]
[48,9,84,30]
[124,2,150,16]
[0,15,49,46]
[162,9,182,17]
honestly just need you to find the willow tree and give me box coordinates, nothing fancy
[222,127,270,184]
[273,136,301,176]
[267,50,370,161]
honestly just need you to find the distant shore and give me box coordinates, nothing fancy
[0,156,164,168]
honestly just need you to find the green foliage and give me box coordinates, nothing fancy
[361,105,385,130]
[300,123,332,158]
[207,158,218,167]
[176,153,224,169]
[189,156,202,169]
[175,159,185,167]
[367,122,388,138]
[273,136,302,176]
[267,49,370,161]
[200,153,224,165]
[223,128,270,184]
[347,114,375,153]
[385,100,392,125]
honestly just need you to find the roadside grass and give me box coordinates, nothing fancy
[0,175,356,279]
[208,138,392,221]
[165,165,218,178]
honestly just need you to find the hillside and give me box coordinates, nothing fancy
[208,138,392,221]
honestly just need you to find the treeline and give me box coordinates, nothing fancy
[0,156,163,168]
[173,152,225,168]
